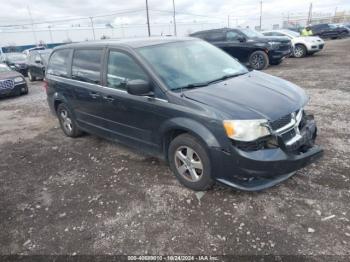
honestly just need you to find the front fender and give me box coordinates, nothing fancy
[160,117,221,148]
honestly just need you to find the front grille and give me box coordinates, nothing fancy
[233,139,266,151]
[279,44,291,51]
[270,114,292,131]
[281,128,296,141]
[0,79,14,90]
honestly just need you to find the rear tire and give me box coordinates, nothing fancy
[249,51,269,70]
[57,103,83,137]
[168,134,214,191]
[294,44,307,58]
[28,71,35,82]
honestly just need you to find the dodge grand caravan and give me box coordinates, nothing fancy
[46,38,323,191]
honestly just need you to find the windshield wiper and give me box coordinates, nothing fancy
[172,82,210,91]
[172,72,248,92]
[206,72,248,85]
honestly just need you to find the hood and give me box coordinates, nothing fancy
[298,36,323,42]
[8,60,27,65]
[183,70,308,121]
[0,70,23,79]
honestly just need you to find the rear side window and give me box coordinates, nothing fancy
[47,49,71,77]
[203,32,225,41]
[107,51,148,90]
[72,49,102,84]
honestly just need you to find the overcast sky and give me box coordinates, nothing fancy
[0,0,349,46]
[1,0,349,27]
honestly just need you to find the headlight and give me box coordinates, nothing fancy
[223,119,270,142]
[10,65,16,69]
[14,77,25,83]
[268,41,280,49]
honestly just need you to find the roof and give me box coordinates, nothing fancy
[190,28,230,36]
[55,37,196,50]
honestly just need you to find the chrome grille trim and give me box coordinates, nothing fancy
[0,79,15,90]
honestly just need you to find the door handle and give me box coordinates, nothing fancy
[89,92,100,99]
[102,95,115,102]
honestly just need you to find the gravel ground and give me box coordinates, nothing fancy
[0,38,349,258]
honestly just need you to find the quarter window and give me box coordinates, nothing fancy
[47,49,71,77]
[72,49,102,84]
[107,51,148,90]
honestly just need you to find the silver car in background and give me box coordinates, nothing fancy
[262,29,325,58]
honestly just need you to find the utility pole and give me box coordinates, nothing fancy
[333,7,338,23]
[259,0,263,31]
[48,25,53,43]
[89,17,96,40]
[172,0,177,36]
[227,15,230,28]
[307,2,313,25]
[27,6,37,45]
[145,0,151,37]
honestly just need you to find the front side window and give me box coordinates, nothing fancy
[226,31,239,41]
[138,40,248,91]
[72,49,102,84]
[107,51,148,90]
[47,49,71,77]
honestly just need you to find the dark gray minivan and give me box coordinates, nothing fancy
[46,37,323,191]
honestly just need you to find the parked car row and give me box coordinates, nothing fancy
[0,48,52,80]
[189,27,326,70]
[0,47,52,98]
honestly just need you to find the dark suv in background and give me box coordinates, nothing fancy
[190,28,292,70]
[310,23,349,39]
[46,38,322,191]
[27,49,52,81]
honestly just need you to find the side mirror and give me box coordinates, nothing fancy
[127,79,153,96]
[238,36,246,42]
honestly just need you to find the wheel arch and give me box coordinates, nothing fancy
[160,117,220,161]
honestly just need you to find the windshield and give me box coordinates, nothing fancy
[0,64,11,73]
[283,30,300,37]
[138,40,248,90]
[240,28,264,38]
[7,53,26,62]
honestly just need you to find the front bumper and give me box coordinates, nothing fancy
[211,115,323,191]
[268,48,292,62]
[305,42,325,53]
[0,83,27,97]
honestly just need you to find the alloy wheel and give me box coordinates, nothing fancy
[251,54,265,69]
[28,71,33,81]
[294,46,304,57]
[174,146,203,182]
[59,109,73,134]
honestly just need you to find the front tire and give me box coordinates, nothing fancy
[294,44,307,58]
[57,103,82,137]
[249,51,269,70]
[168,134,214,191]
[28,71,36,82]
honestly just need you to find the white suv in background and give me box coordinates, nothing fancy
[262,29,325,58]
